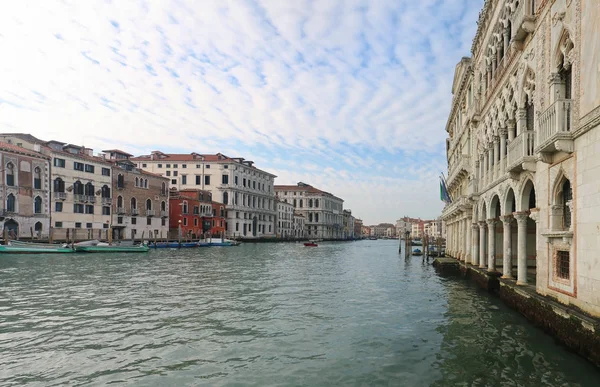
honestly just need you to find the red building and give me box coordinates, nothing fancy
[169,189,226,239]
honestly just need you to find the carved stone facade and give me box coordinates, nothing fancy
[442,0,600,317]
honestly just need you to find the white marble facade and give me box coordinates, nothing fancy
[442,0,600,317]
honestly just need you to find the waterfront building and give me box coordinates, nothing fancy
[274,182,344,239]
[103,150,169,241]
[293,212,306,239]
[424,218,444,239]
[354,218,363,238]
[361,225,372,237]
[275,198,294,238]
[0,142,51,239]
[168,189,220,239]
[342,209,356,239]
[441,0,600,316]
[132,152,276,238]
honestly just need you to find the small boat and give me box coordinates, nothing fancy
[148,241,198,248]
[412,248,423,256]
[304,242,318,247]
[0,240,74,254]
[205,238,240,246]
[74,244,149,253]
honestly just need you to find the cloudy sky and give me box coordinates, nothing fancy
[1,0,483,224]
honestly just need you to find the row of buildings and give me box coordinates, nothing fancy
[440,0,600,318]
[360,218,445,239]
[0,133,363,241]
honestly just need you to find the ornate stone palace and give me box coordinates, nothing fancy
[441,0,600,316]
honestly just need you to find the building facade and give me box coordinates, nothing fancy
[274,182,344,239]
[168,189,219,239]
[354,218,364,238]
[293,213,306,239]
[106,150,169,241]
[342,210,356,239]
[441,0,600,316]
[276,199,294,238]
[0,142,51,239]
[132,152,276,238]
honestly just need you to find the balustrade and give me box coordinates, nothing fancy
[507,131,535,172]
[537,99,573,153]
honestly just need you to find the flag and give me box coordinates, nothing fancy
[439,173,452,204]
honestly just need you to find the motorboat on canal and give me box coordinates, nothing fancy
[412,248,423,256]
[304,241,318,247]
[148,241,199,248]
[204,238,240,246]
[0,240,74,254]
[73,240,149,253]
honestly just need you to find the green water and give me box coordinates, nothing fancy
[0,240,598,386]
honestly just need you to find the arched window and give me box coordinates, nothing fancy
[144,179,148,188]
[161,201,166,211]
[299,199,303,208]
[526,95,534,131]
[34,222,42,233]
[315,199,319,208]
[146,199,152,210]
[54,178,65,193]
[223,192,228,205]
[309,199,313,208]
[315,213,319,223]
[131,197,137,209]
[117,174,124,188]
[135,177,139,187]
[117,195,123,208]
[33,167,42,189]
[34,196,42,214]
[562,180,572,229]
[182,201,188,214]
[309,213,313,222]
[101,185,110,198]
[293,199,297,207]
[84,182,95,196]
[161,182,166,195]
[6,193,16,212]
[5,162,15,186]
[73,181,84,195]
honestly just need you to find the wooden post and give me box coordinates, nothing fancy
[3,228,8,244]
[108,228,113,244]
[66,228,70,244]
[49,227,53,244]
[30,227,34,240]
[153,230,157,248]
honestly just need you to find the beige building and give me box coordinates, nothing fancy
[275,198,294,238]
[132,152,276,238]
[1,142,51,239]
[275,182,344,239]
[441,0,600,316]
[293,213,306,239]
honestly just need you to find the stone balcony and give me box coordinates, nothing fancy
[54,192,67,200]
[511,0,536,43]
[447,156,471,188]
[507,131,536,173]
[146,210,156,217]
[536,99,574,156]
[117,207,125,215]
[101,197,112,205]
[160,210,168,218]
[131,208,139,216]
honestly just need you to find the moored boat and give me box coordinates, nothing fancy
[304,242,318,247]
[412,248,423,256]
[148,241,198,248]
[0,240,74,254]
[204,238,240,246]
[74,243,149,253]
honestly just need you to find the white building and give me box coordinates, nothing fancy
[441,0,600,317]
[132,152,276,238]
[275,182,344,239]
[293,213,306,239]
[275,198,294,238]
[342,209,356,239]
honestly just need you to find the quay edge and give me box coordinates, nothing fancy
[434,257,600,369]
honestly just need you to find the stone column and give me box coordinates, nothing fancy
[471,224,479,266]
[499,130,507,173]
[500,215,513,278]
[516,108,527,136]
[465,217,471,263]
[474,160,480,193]
[507,119,516,141]
[487,219,497,272]
[515,213,529,285]
[478,221,487,269]
[503,30,510,54]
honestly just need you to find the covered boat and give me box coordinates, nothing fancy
[148,241,198,248]
[0,240,74,254]
[204,238,240,246]
[74,244,149,253]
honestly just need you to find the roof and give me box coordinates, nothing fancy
[103,149,134,157]
[274,183,343,201]
[0,133,45,144]
[0,141,49,159]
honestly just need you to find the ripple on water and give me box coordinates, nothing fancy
[0,241,598,386]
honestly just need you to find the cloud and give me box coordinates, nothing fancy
[0,0,483,223]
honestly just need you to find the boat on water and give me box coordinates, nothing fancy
[74,244,149,253]
[204,238,240,247]
[412,248,423,256]
[304,242,318,247]
[0,240,74,254]
[368,236,378,240]
[148,241,198,248]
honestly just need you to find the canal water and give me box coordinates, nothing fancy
[0,240,598,386]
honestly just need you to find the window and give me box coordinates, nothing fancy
[195,175,201,185]
[147,217,152,225]
[86,223,93,229]
[234,176,238,185]
[157,164,163,168]
[132,217,137,225]
[84,183,95,196]
[182,175,187,185]
[146,199,152,210]
[173,171,178,177]
[315,199,319,208]
[75,222,82,228]
[526,95,534,131]
[142,163,147,168]
[117,217,123,224]
[253,181,256,189]
[55,221,63,228]
[161,218,166,226]
[85,164,95,173]
[33,196,42,213]
[205,176,210,185]
[171,179,177,185]
[166,164,171,168]
[74,204,84,213]
[102,167,111,176]
[102,206,110,215]
[101,185,110,198]
[161,201,166,211]
[5,163,15,186]
[236,223,239,231]
[173,164,178,168]
[117,174,124,188]
[53,178,65,193]
[193,206,199,215]
[166,171,171,176]
[183,218,188,226]
[194,218,198,226]
[562,180,572,229]
[54,158,66,168]
[206,164,211,169]
[223,192,228,205]
[556,250,570,280]
[243,178,246,187]
[299,199,303,208]
[6,193,16,212]
[161,182,167,195]
[85,205,94,214]
[131,197,137,210]
[222,174,229,184]
[182,164,187,168]
[74,162,84,171]
[33,167,42,189]
[55,202,63,212]
[103,224,109,229]
[182,201,188,214]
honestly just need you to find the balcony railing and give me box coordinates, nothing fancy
[507,131,536,172]
[131,208,139,216]
[537,99,573,153]
[117,207,125,214]
[512,0,536,42]
[160,210,168,218]
[101,197,112,205]
[87,196,96,203]
[54,192,67,200]
[146,210,155,217]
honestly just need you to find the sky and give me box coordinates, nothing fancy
[0,0,484,225]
